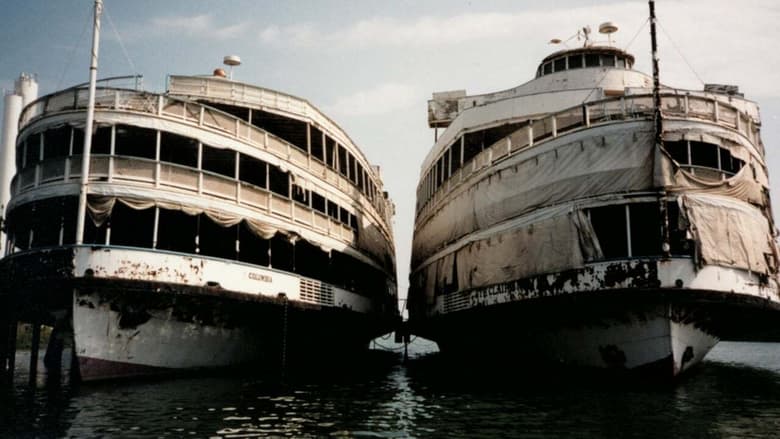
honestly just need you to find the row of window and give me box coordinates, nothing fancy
[664,140,744,175]
[6,196,387,297]
[205,102,384,208]
[416,123,522,211]
[536,52,633,78]
[418,201,691,297]
[17,125,360,230]
[416,133,746,214]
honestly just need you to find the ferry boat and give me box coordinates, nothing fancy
[0,64,398,379]
[407,12,780,377]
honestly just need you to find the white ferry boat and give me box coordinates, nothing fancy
[0,66,398,380]
[407,15,780,377]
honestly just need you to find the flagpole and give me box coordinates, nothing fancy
[75,0,103,244]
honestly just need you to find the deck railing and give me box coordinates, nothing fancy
[18,87,393,241]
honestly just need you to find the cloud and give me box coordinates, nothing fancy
[117,14,249,42]
[256,4,647,49]
[325,83,420,117]
[258,13,527,48]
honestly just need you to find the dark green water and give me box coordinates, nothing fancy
[2,340,779,438]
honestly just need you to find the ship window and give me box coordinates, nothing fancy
[667,201,692,256]
[463,132,483,164]
[239,154,267,188]
[109,202,154,248]
[251,109,308,152]
[294,239,328,279]
[664,141,689,164]
[91,126,111,155]
[568,54,583,69]
[202,144,235,178]
[198,214,237,260]
[160,132,198,168]
[310,126,324,162]
[330,251,357,292]
[7,202,33,250]
[61,196,77,245]
[157,209,197,253]
[444,149,452,179]
[115,125,156,159]
[437,156,445,186]
[30,200,59,248]
[337,145,348,177]
[358,166,366,192]
[292,184,308,205]
[327,200,339,220]
[589,205,628,258]
[24,133,41,166]
[237,221,269,267]
[325,136,336,167]
[268,166,289,197]
[348,153,357,183]
[629,203,661,257]
[719,148,743,174]
[204,102,250,122]
[451,139,463,172]
[543,62,552,75]
[616,57,626,69]
[15,142,23,169]
[553,57,566,72]
[601,55,615,67]
[585,54,600,67]
[311,192,326,213]
[43,126,71,160]
[72,128,84,156]
[270,234,293,271]
[83,212,107,245]
[689,141,718,169]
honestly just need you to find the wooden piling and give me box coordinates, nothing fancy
[29,323,41,386]
[7,320,17,379]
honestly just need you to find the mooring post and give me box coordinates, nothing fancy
[278,292,288,380]
[29,322,41,386]
[0,318,8,380]
[8,320,17,379]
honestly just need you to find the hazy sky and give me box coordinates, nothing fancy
[2,0,779,310]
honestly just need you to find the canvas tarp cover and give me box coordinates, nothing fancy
[412,124,655,267]
[680,193,776,274]
[656,128,768,206]
[417,207,602,304]
[88,195,280,239]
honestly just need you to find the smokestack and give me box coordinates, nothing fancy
[0,73,38,255]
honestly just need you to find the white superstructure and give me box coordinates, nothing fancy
[408,24,780,377]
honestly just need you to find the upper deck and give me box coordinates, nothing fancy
[423,45,759,172]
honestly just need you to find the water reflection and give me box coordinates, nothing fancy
[1,341,779,438]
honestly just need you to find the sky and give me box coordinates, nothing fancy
[2,0,780,312]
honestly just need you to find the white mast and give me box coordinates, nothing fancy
[75,0,103,244]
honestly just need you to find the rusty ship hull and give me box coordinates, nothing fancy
[409,46,780,376]
[1,73,399,381]
[3,246,397,381]
[410,258,780,376]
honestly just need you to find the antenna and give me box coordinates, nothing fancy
[599,22,619,46]
[223,55,241,80]
[581,26,592,46]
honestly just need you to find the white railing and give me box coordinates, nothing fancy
[11,154,359,248]
[18,87,394,243]
[416,92,760,220]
